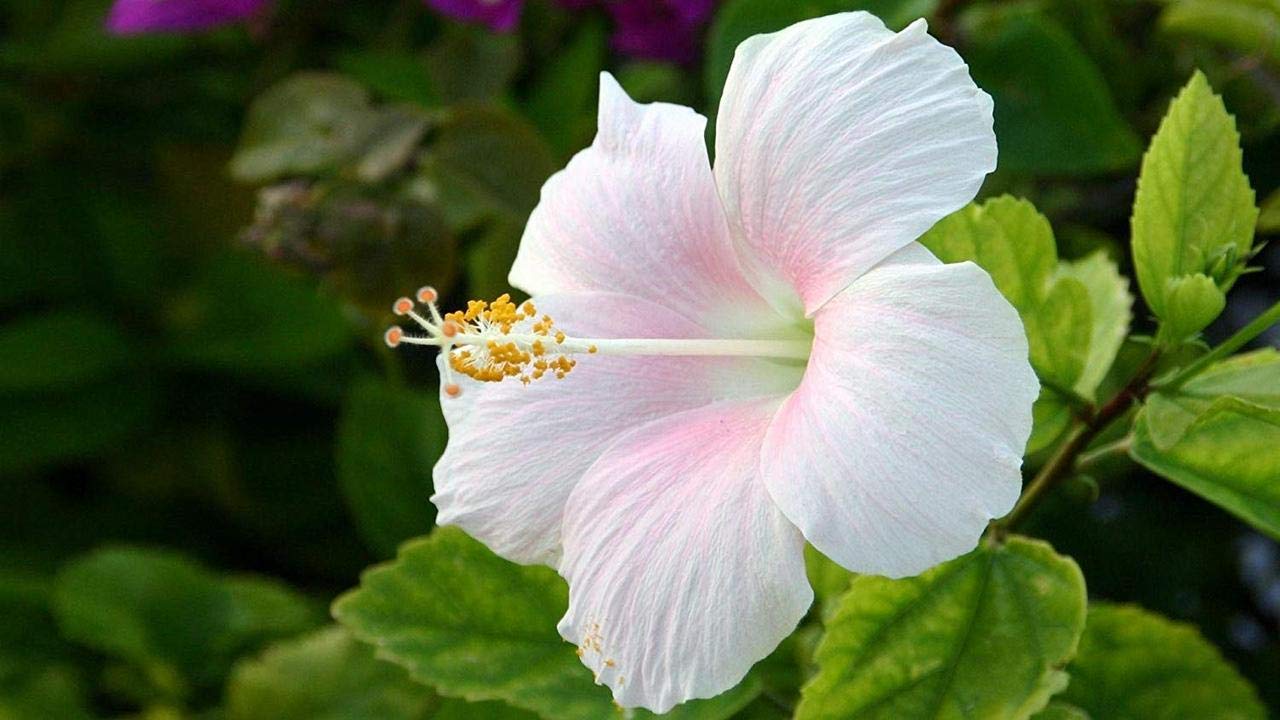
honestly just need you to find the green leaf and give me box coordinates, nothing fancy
[332,527,616,719]
[523,18,607,158]
[1032,702,1091,720]
[424,26,520,104]
[226,627,434,720]
[435,698,541,720]
[1257,186,1280,233]
[1026,278,1092,391]
[354,105,431,183]
[429,105,557,218]
[796,536,1086,720]
[163,252,353,374]
[962,5,1140,175]
[0,668,94,720]
[1160,0,1280,70]
[1057,604,1265,719]
[230,74,375,183]
[337,378,445,558]
[921,195,1056,314]
[922,197,1128,398]
[333,528,762,719]
[704,0,934,106]
[1130,71,1258,323]
[53,547,320,691]
[1134,394,1280,538]
[1027,389,1073,456]
[0,310,132,394]
[804,545,853,616]
[1054,252,1132,399]
[335,50,438,108]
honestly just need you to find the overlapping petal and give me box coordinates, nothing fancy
[558,400,812,713]
[714,13,997,315]
[510,74,781,337]
[760,244,1037,578]
[432,292,800,567]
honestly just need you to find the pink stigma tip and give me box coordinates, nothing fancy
[417,286,438,303]
[384,327,403,348]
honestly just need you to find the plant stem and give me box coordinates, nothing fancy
[1154,298,1280,392]
[992,351,1161,537]
[1074,435,1134,474]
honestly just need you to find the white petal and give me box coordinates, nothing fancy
[510,73,777,335]
[432,293,799,567]
[761,244,1037,578]
[715,13,997,315]
[558,400,812,713]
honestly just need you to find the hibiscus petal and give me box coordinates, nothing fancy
[558,399,811,713]
[510,73,777,335]
[714,13,997,315]
[761,244,1037,578]
[432,292,799,567]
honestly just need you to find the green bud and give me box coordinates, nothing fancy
[1159,274,1226,345]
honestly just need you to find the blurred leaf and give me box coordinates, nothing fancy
[0,375,157,475]
[804,545,852,618]
[337,378,444,558]
[796,536,1086,720]
[1160,0,1280,69]
[963,5,1141,175]
[465,217,526,302]
[523,18,607,157]
[1031,702,1091,720]
[163,252,353,373]
[705,0,936,105]
[226,626,434,720]
[1057,604,1265,719]
[431,105,556,217]
[424,26,520,104]
[1130,71,1257,327]
[0,667,93,720]
[354,105,431,183]
[0,573,74,679]
[434,698,539,720]
[922,196,1129,399]
[1132,349,1280,537]
[615,62,696,106]
[0,310,132,393]
[230,74,375,183]
[1257,186,1280,233]
[336,50,439,108]
[0,0,187,76]
[53,547,321,691]
[333,527,617,718]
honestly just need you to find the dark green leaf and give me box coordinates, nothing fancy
[1057,604,1264,719]
[0,310,132,394]
[226,627,434,720]
[523,18,607,158]
[53,547,320,691]
[230,74,375,183]
[963,5,1141,175]
[796,536,1086,720]
[337,378,445,558]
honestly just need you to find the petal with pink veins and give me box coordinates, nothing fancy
[432,293,801,567]
[558,399,811,713]
[714,13,997,316]
[761,244,1038,578]
[510,73,780,337]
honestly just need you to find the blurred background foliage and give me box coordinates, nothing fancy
[1,0,1279,717]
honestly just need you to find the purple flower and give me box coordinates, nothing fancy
[424,0,717,62]
[423,0,523,32]
[106,0,270,35]
[603,0,715,63]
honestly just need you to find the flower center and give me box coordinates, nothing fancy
[385,287,812,398]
